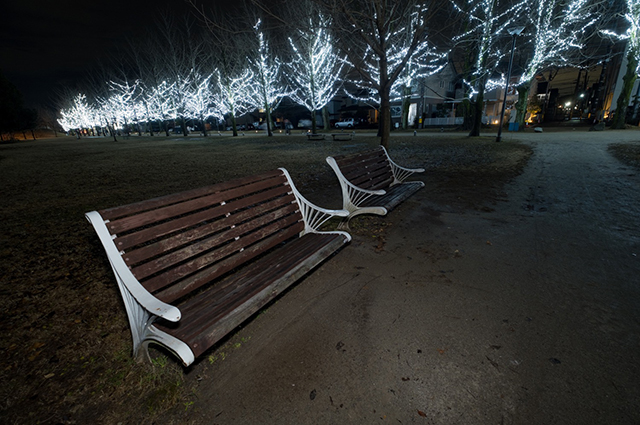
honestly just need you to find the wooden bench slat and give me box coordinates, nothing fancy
[140,215,304,293]
[154,221,307,304]
[360,182,423,211]
[186,235,345,358]
[115,186,291,251]
[122,194,295,265]
[155,233,344,356]
[131,202,300,280]
[100,170,283,220]
[332,147,382,163]
[106,174,287,235]
[340,158,389,179]
[348,167,394,190]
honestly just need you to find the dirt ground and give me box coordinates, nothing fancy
[1,129,639,424]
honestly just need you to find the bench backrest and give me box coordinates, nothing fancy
[97,170,304,305]
[331,146,393,191]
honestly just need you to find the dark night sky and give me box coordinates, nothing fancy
[1,0,197,108]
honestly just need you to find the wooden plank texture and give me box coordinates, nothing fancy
[99,170,282,221]
[154,233,347,357]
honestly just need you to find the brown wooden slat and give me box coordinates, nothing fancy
[123,194,295,265]
[141,216,304,293]
[131,203,300,279]
[156,233,344,349]
[361,182,423,211]
[107,174,288,235]
[115,186,292,251]
[170,232,333,326]
[176,235,346,358]
[349,167,393,189]
[341,161,390,183]
[338,158,388,179]
[154,221,307,303]
[333,147,382,163]
[100,170,283,220]
[337,151,386,173]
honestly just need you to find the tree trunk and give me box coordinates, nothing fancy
[231,112,238,137]
[311,110,317,134]
[201,117,208,137]
[469,86,484,137]
[379,89,391,148]
[460,98,473,131]
[401,86,411,130]
[181,116,188,137]
[612,52,639,129]
[322,105,330,131]
[515,82,531,130]
[31,129,36,140]
[265,103,273,137]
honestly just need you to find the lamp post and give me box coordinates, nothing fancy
[496,26,524,143]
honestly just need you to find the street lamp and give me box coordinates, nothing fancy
[496,26,525,143]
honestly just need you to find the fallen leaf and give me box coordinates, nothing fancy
[402,377,410,381]
[418,410,427,417]
[44,373,55,379]
[310,389,317,400]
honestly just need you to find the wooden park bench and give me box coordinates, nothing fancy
[326,146,425,226]
[85,169,351,366]
[306,133,325,141]
[331,132,354,141]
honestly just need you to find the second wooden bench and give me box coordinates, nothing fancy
[326,146,425,225]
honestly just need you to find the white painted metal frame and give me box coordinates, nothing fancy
[85,169,350,366]
[279,168,352,242]
[326,146,425,220]
[380,146,425,186]
[85,211,195,366]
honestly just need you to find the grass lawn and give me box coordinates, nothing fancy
[0,133,532,424]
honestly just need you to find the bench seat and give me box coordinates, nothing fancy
[86,168,350,366]
[155,232,344,358]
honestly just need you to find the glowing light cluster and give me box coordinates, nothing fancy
[248,20,286,130]
[452,0,528,98]
[602,0,640,75]
[347,6,447,106]
[519,0,599,84]
[287,15,346,115]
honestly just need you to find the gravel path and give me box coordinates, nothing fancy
[190,130,640,424]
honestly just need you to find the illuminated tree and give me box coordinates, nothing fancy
[287,13,347,133]
[603,0,640,128]
[452,0,528,136]
[211,68,256,134]
[248,19,286,137]
[103,79,141,134]
[184,72,214,136]
[58,93,97,134]
[147,80,177,136]
[316,0,447,147]
[513,0,601,129]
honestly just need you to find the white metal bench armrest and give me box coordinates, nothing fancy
[326,156,387,212]
[85,211,182,322]
[279,168,352,242]
[380,146,425,185]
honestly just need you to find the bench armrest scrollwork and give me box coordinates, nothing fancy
[380,146,425,186]
[279,168,352,242]
[325,156,386,212]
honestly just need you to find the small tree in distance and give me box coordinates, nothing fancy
[286,10,347,133]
